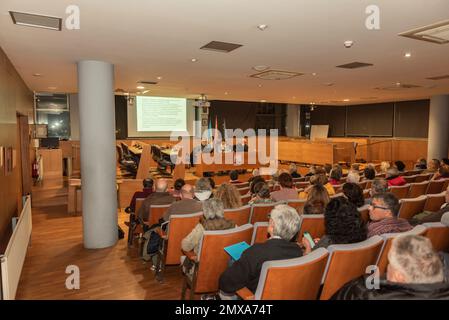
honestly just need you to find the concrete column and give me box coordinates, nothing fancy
[427,95,449,161]
[77,60,117,249]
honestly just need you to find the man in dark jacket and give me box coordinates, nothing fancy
[218,205,302,298]
[333,234,449,300]
[137,179,175,223]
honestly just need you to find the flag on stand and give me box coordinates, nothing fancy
[214,115,219,143]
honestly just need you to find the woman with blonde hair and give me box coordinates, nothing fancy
[214,183,243,209]
[303,184,330,215]
[380,161,391,173]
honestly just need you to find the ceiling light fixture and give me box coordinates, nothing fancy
[260,99,267,103]
[157,76,162,80]
[344,40,354,48]
[47,86,57,90]
[137,86,145,89]
[257,24,268,31]
[33,73,42,77]
[404,52,412,58]
[191,58,198,62]
[258,84,263,88]
[312,73,317,76]
[343,99,350,102]
[142,90,150,94]
[253,65,270,72]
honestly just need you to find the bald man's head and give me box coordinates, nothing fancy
[155,179,168,192]
[181,184,195,199]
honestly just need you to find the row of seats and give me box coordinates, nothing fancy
[174,218,449,300]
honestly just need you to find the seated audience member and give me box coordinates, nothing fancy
[194,178,213,201]
[215,184,243,209]
[431,165,449,180]
[346,170,361,184]
[302,197,366,253]
[249,176,266,195]
[181,199,235,255]
[249,182,273,205]
[442,211,449,226]
[248,169,260,184]
[138,179,175,223]
[394,161,406,173]
[206,177,216,190]
[305,165,317,177]
[127,178,154,213]
[332,235,449,300]
[289,163,301,178]
[410,185,449,225]
[415,158,427,170]
[367,193,412,237]
[343,183,365,208]
[423,159,440,174]
[363,167,376,181]
[271,173,298,201]
[229,170,242,184]
[380,161,391,173]
[329,168,342,186]
[442,158,449,166]
[324,163,332,175]
[303,184,330,215]
[370,177,388,198]
[163,184,202,222]
[300,173,335,199]
[351,163,361,172]
[386,167,407,186]
[218,205,302,298]
[170,178,185,198]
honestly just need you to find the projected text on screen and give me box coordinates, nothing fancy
[136,96,187,132]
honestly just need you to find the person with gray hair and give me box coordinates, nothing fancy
[369,177,389,197]
[346,170,360,184]
[138,179,175,222]
[194,177,213,201]
[219,204,302,297]
[333,235,449,299]
[181,199,235,254]
[163,184,202,222]
[386,167,407,186]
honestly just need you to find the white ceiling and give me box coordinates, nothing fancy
[1,0,449,105]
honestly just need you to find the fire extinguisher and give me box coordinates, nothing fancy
[32,159,39,178]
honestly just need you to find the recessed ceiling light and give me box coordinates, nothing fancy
[48,86,57,90]
[404,52,412,58]
[157,76,162,80]
[344,40,354,48]
[260,99,267,103]
[33,73,42,77]
[142,90,150,94]
[343,99,350,102]
[312,73,317,76]
[137,86,145,89]
[258,84,263,88]
[257,24,268,31]
[396,82,401,86]
[191,58,198,62]
[253,65,270,71]
[224,92,229,95]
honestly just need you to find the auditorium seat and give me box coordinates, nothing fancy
[297,214,325,240]
[249,203,278,224]
[376,225,427,276]
[237,186,250,195]
[236,248,329,300]
[181,224,253,300]
[319,236,384,300]
[286,199,307,214]
[403,175,417,184]
[363,189,371,200]
[388,184,410,200]
[224,205,251,226]
[357,204,371,223]
[398,195,427,220]
[240,193,251,205]
[155,212,202,281]
[422,222,449,252]
[407,181,429,198]
[295,181,310,189]
[426,179,448,195]
[414,173,434,182]
[423,192,446,212]
[127,198,145,246]
[357,181,368,190]
[234,182,250,189]
[251,222,269,245]
[365,180,372,190]
[147,204,171,227]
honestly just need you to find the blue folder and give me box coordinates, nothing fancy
[224,241,251,261]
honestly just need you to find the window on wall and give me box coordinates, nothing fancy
[35,93,70,139]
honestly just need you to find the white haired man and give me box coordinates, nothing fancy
[218,205,302,299]
[333,235,449,299]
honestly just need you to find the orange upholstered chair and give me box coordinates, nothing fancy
[286,199,307,214]
[426,179,448,195]
[236,248,329,300]
[224,205,251,226]
[358,204,371,223]
[298,214,325,240]
[181,224,254,300]
[249,203,278,224]
[388,184,410,200]
[319,236,384,300]
[250,222,269,245]
[423,222,449,252]
[407,181,429,198]
[423,192,446,212]
[397,195,427,220]
[147,204,171,227]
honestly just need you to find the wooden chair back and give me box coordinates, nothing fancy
[298,214,325,240]
[403,175,417,184]
[224,205,251,226]
[148,204,171,226]
[250,203,277,224]
[414,173,433,183]
[320,236,384,300]
[165,212,202,265]
[195,224,254,293]
[397,195,427,220]
[255,248,329,300]
[407,181,429,198]
[240,194,251,205]
[426,179,447,195]
[389,184,410,200]
[237,187,250,196]
[423,222,449,252]
[251,222,269,245]
[286,199,307,214]
[358,204,370,223]
[423,192,446,212]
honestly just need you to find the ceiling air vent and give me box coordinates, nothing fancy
[426,74,449,80]
[137,81,158,85]
[250,70,303,80]
[336,62,373,69]
[200,41,243,53]
[9,11,62,31]
[375,84,422,91]
[399,19,449,44]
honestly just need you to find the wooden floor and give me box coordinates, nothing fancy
[16,178,184,300]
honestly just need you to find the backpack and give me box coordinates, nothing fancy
[142,228,162,262]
